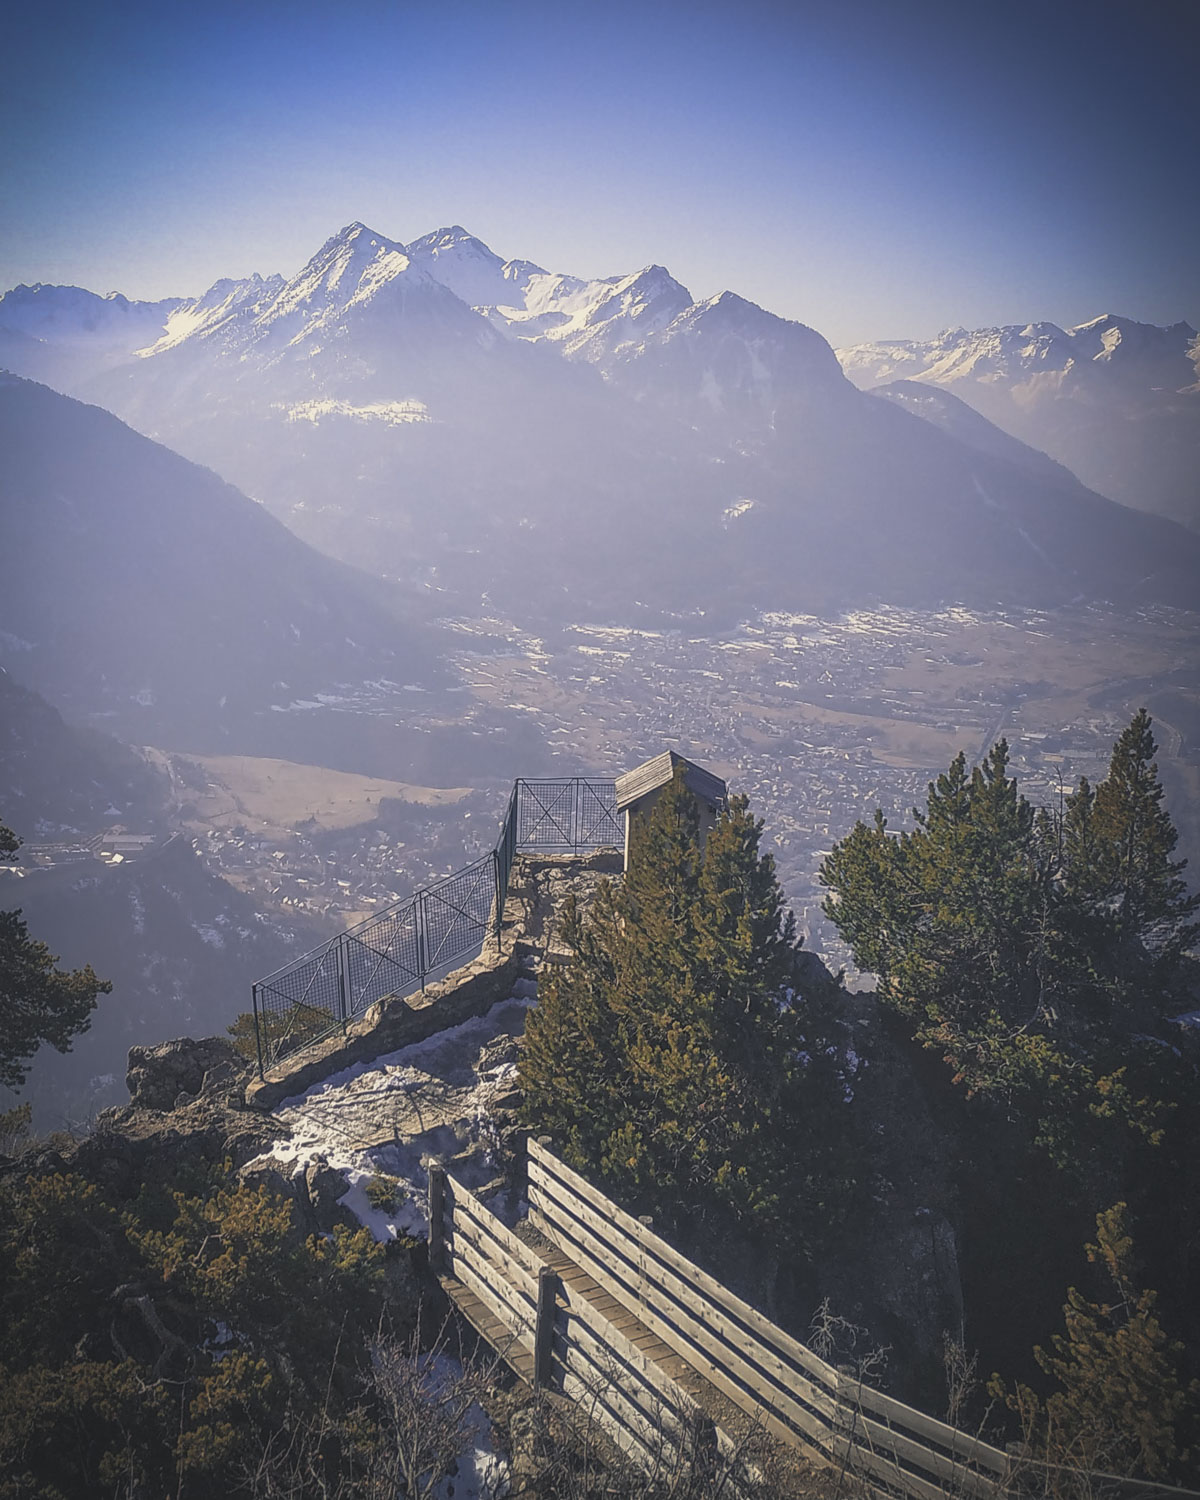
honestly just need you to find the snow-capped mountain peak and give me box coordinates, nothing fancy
[141,272,286,355]
[265,223,415,324]
[480,261,694,361]
[0,282,186,347]
[403,226,552,311]
[837,313,1200,524]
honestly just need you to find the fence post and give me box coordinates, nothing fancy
[428,1163,446,1271]
[251,983,265,1079]
[534,1265,558,1389]
[337,936,351,1026]
[417,893,427,993]
[492,847,503,946]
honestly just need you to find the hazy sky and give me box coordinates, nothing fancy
[2,0,1196,345]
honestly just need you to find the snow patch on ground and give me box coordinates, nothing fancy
[722,497,756,523]
[254,980,537,1242]
[424,1354,511,1500]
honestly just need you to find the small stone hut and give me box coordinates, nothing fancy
[615,750,727,870]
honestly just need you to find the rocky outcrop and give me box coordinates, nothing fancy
[126,1035,244,1111]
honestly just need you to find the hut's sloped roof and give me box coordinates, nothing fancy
[615,750,727,813]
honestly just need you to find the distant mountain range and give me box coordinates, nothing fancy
[838,317,1200,530]
[2,227,1199,623]
[0,374,442,749]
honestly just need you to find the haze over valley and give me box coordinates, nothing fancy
[5,3,1200,1491]
[3,194,1200,1127]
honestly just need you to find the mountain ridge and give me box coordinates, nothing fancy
[837,315,1200,527]
[0,373,443,747]
[4,226,1199,620]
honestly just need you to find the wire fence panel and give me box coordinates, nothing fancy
[251,777,619,1073]
[516,779,622,849]
[344,899,423,1011]
[575,779,621,846]
[420,856,498,975]
[252,939,346,1070]
[495,784,519,911]
[516,780,579,847]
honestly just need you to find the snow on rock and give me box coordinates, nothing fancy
[0,283,186,349]
[257,981,536,1241]
[140,273,285,354]
[406,224,542,312]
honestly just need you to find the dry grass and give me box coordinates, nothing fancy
[164,752,470,836]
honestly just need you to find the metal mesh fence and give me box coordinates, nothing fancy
[251,777,620,1073]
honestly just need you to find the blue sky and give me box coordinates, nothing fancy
[2,0,1196,345]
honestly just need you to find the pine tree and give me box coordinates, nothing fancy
[0,818,110,1090]
[819,713,1199,1164]
[991,1204,1198,1482]
[1080,709,1200,986]
[520,768,851,1253]
[821,738,1050,1099]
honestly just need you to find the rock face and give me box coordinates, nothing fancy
[809,995,966,1405]
[126,1035,245,1112]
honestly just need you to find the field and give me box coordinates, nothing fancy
[159,753,471,838]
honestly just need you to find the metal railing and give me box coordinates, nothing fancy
[250,777,620,1075]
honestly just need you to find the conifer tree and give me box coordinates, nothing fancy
[0,818,109,1089]
[521,768,850,1253]
[991,1203,1198,1481]
[819,713,1199,1164]
[1080,709,1200,987]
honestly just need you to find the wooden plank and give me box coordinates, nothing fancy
[535,1266,557,1389]
[553,1319,708,1477]
[847,1379,1010,1476]
[529,1179,827,1432]
[841,1405,1000,1500]
[428,1163,446,1269]
[554,1319,696,1457]
[447,1210,538,1304]
[555,1274,701,1428]
[444,1173,546,1282]
[447,1224,535,1326]
[531,1142,839,1385]
[531,1182,828,1452]
[447,1231,537,1349]
[532,1142,1009,1482]
[1003,1460,1200,1500]
[446,1191,541,1305]
[444,1218,537,1338]
[529,1188,831,1456]
[439,1273,536,1384]
[559,1356,660,1473]
[529,1173,839,1431]
[831,1431,952,1500]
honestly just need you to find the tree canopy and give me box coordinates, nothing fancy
[819,711,1199,1167]
[520,767,851,1255]
[0,818,110,1090]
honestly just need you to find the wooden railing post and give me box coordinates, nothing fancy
[428,1163,446,1271]
[534,1264,558,1389]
